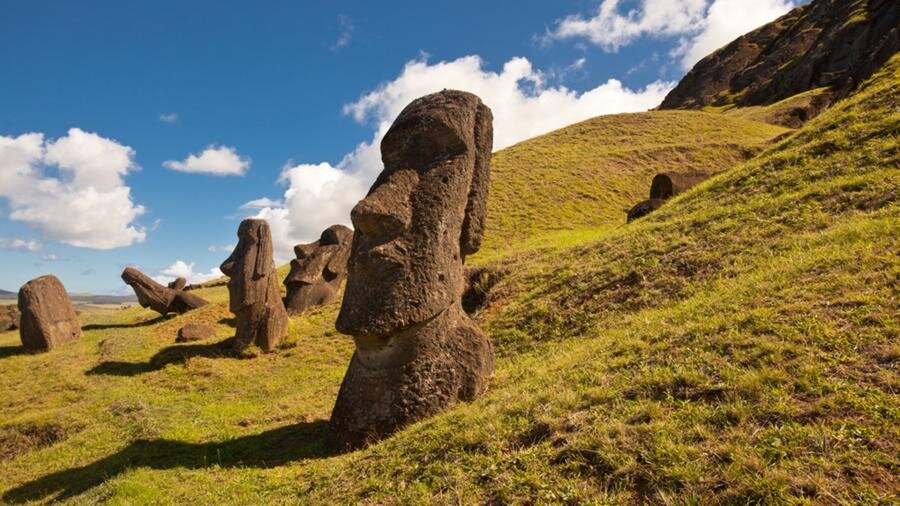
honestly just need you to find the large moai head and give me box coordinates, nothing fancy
[18,275,81,353]
[220,219,277,314]
[220,218,287,352]
[331,90,495,448]
[336,90,493,337]
[284,224,353,314]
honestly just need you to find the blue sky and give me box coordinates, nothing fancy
[0,0,800,293]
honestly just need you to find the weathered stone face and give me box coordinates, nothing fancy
[18,275,81,353]
[121,267,208,316]
[220,219,287,352]
[284,224,353,314]
[336,90,493,337]
[331,90,495,448]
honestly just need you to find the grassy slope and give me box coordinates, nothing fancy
[0,56,897,503]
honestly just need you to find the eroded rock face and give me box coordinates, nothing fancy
[220,219,287,352]
[284,225,353,314]
[331,90,495,448]
[660,0,898,124]
[18,275,81,353]
[121,268,208,316]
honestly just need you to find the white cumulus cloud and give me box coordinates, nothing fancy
[0,237,41,252]
[0,129,146,249]
[163,145,250,176]
[151,260,223,286]
[546,0,798,70]
[245,54,673,263]
[159,112,178,123]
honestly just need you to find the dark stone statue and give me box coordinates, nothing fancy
[331,90,495,448]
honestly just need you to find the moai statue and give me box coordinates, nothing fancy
[167,277,187,291]
[18,275,82,353]
[283,224,353,314]
[121,267,208,316]
[220,219,288,352]
[331,90,495,448]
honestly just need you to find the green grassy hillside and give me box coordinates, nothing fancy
[1,55,897,504]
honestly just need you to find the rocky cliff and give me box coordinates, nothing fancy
[660,0,897,121]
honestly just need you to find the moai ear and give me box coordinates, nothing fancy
[460,101,493,258]
[254,222,274,278]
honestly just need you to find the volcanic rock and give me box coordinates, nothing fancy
[660,0,898,126]
[17,275,81,353]
[627,198,666,223]
[331,90,495,448]
[284,224,353,315]
[220,219,288,353]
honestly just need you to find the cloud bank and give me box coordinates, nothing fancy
[163,145,250,176]
[151,260,223,286]
[0,128,146,249]
[0,237,41,252]
[246,54,673,262]
[547,0,797,70]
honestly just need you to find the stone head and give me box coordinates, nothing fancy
[336,90,493,337]
[285,224,353,288]
[220,219,276,312]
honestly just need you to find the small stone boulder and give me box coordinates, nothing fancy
[627,198,666,222]
[18,275,82,353]
[0,304,21,331]
[176,322,216,342]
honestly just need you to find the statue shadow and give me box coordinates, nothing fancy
[86,337,249,376]
[0,344,27,359]
[82,315,171,331]
[2,420,339,503]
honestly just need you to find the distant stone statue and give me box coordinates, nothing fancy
[627,171,710,222]
[331,90,495,448]
[167,277,187,291]
[121,267,208,316]
[220,219,288,352]
[18,275,82,353]
[284,224,353,314]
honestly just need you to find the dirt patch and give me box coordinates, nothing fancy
[0,422,75,461]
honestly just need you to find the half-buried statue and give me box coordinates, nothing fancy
[331,90,495,448]
[284,224,353,314]
[220,218,287,352]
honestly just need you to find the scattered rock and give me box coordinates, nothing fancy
[0,304,20,332]
[627,198,666,222]
[121,267,209,316]
[176,322,216,342]
[167,277,187,291]
[17,275,81,353]
[220,219,288,353]
[284,224,353,315]
[331,90,495,448]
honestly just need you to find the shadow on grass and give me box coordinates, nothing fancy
[2,420,339,503]
[86,337,249,376]
[82,315,170,331]
[0,345,27,359]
